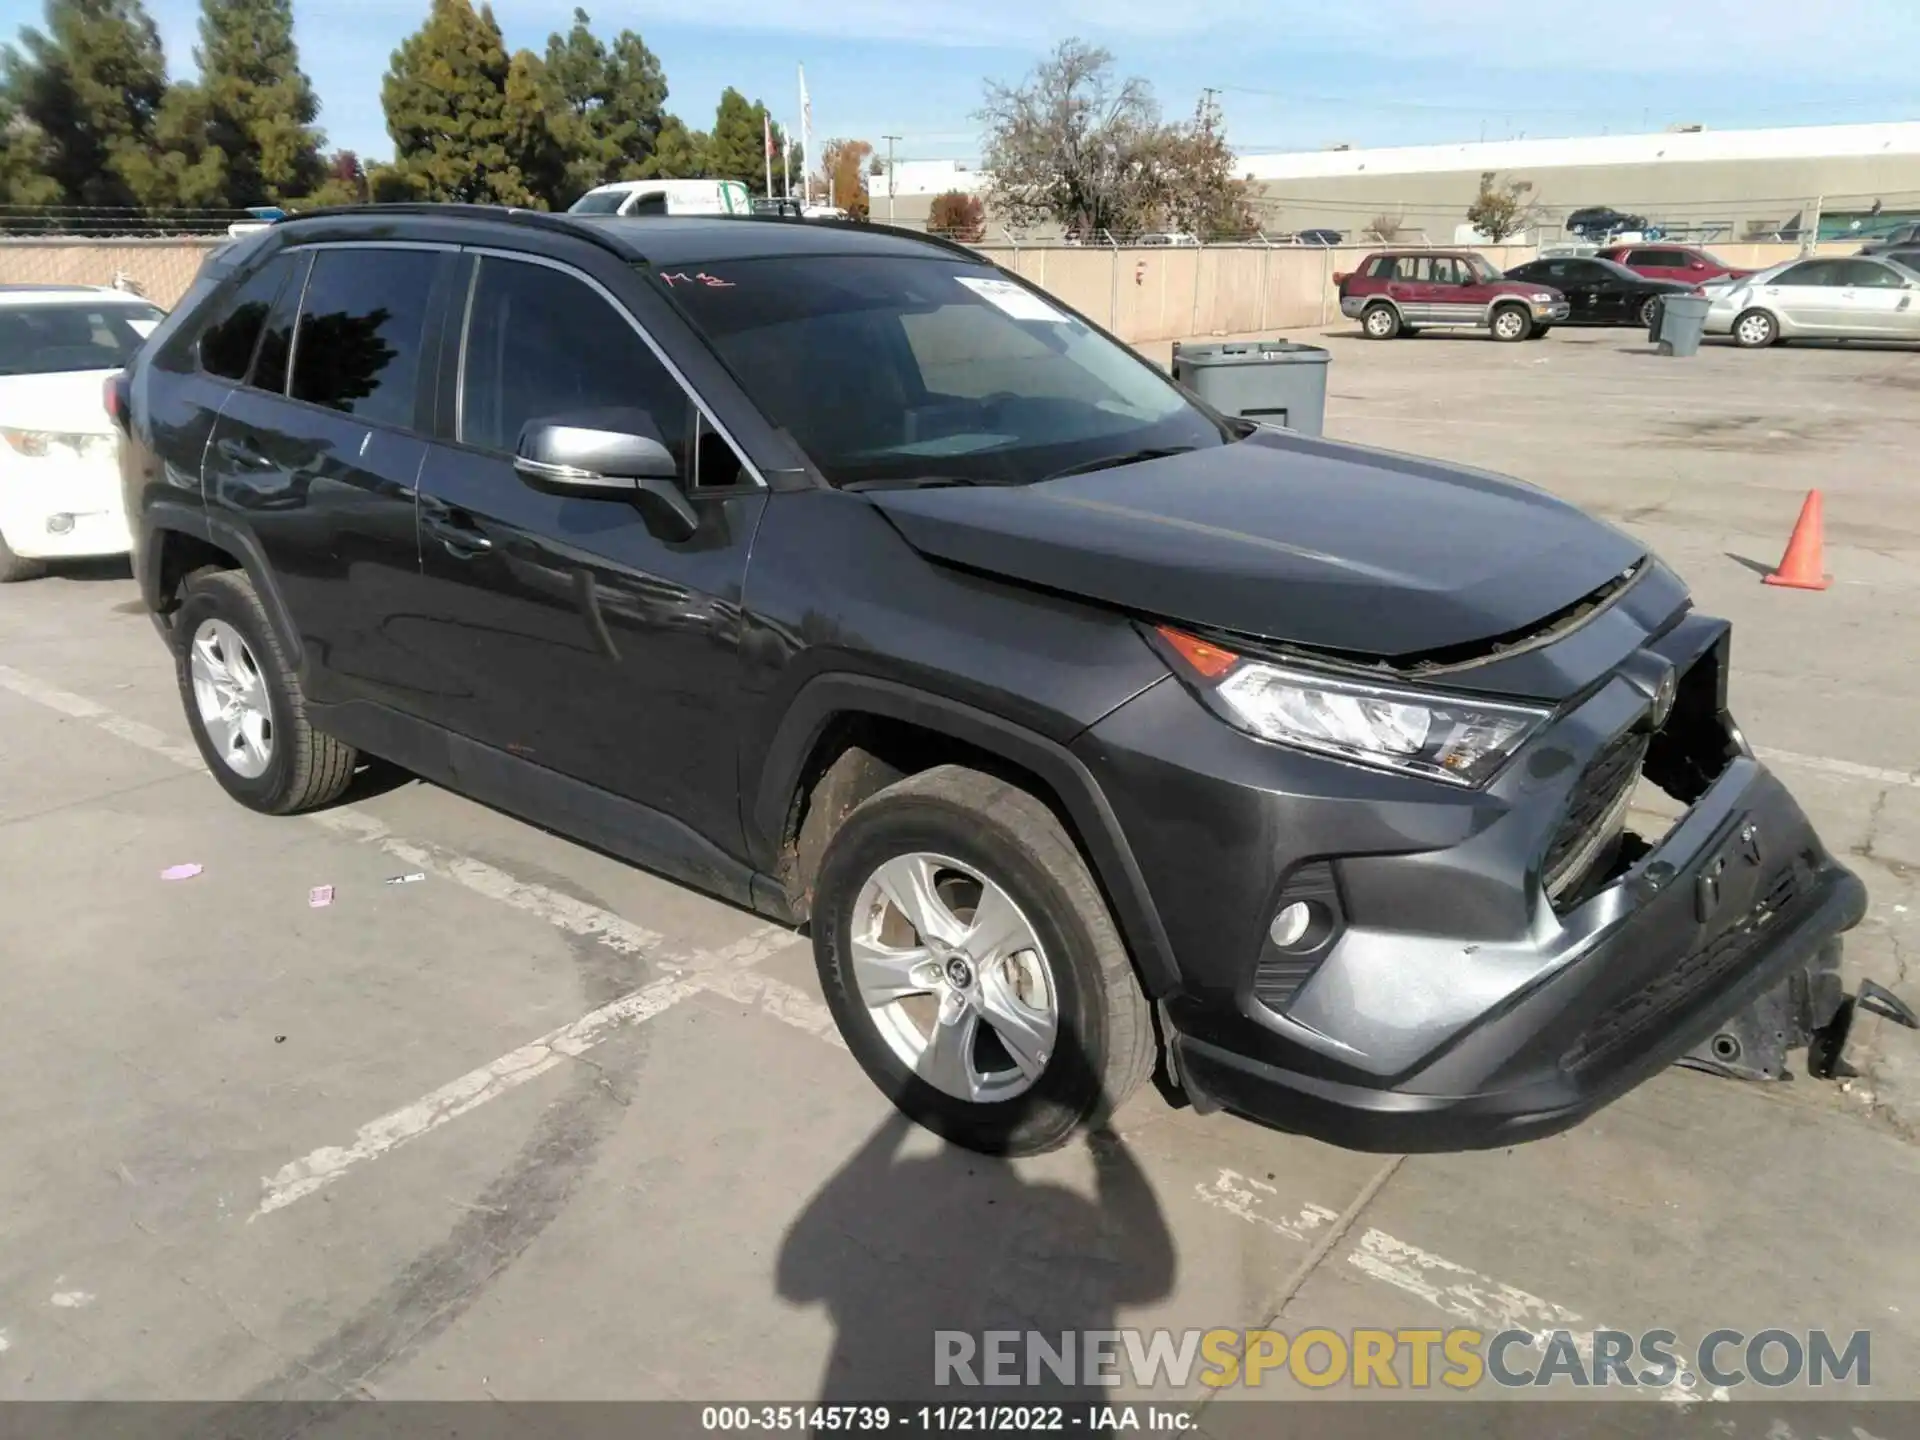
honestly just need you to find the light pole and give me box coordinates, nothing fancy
[882,134,902,224]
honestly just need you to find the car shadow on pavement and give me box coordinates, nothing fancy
[777,1110,1177,1405]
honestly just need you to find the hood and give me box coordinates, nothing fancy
[865,428,1647,661]
[1494,279,1559,296]
[0,369,118,435]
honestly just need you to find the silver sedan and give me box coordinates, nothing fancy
[1706,254,1920,347]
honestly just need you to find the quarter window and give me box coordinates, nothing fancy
[289,247,440,429]
[199,255,297,381]
[458,256,696,476]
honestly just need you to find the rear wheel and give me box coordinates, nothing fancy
[1361,303,1401,340]
[0,531,46,583]
[1490,304,1533,342]
[1638,295,1661,329]
[811,766,1155,1155]
[173,569,358,814]
[1733,309,1778,348]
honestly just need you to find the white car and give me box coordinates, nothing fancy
[0,285,165,580]
[1706,255,1920,348]
[567,178,753,217]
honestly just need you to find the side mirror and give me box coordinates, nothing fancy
[515,417,698,540]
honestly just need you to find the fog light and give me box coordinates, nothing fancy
[46,513,74,534]
[1269,902,1315,949]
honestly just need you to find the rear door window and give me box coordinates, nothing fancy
[198,255,299,381]
[289,247,441,430]
[1844,260,1905,288]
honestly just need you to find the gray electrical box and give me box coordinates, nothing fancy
[1169,340,1331,436]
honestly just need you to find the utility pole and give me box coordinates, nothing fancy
[882,134,902,224]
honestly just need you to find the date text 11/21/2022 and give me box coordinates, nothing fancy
[699,1406,1196,1432]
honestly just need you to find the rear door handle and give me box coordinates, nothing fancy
[422,507,494,558]
[214,434,273,470]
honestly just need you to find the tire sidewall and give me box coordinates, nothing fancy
[173,581,298,807]
[1492,305,1531,341]
[813,798,1112,1154]
[1363,304,1398,339]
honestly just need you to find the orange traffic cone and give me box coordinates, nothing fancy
[1763,490,1829,591]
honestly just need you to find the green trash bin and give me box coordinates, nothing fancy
[1650,294,1710,357]
[1170,340,1330,436]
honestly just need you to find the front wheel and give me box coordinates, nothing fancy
[812,766,1155,1155]
[1639,295,1661,329]
[1490,304,1533,342]
[1734,309,1778,348]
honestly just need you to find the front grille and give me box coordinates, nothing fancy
[1562,850,1816,1071]
[1252,861,1340,1012]
[1542,726,1652,908]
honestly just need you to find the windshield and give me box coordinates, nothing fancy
[0,301,165,377]
[569,190,630,214]
[662,255,1232,488]
[1466,255,1504,282]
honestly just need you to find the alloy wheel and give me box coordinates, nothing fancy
[850,851,1059,1104]
[189,618,274,778]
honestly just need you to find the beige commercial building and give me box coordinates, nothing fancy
[873,121,1920,246]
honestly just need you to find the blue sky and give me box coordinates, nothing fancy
[91,0,1920,164]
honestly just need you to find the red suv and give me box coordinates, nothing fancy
[1597,244,1752,285]
[1337,250,1570,341]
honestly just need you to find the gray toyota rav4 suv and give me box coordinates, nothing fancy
[114,206,1893,1156]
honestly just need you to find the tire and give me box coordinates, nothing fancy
[1733,309,1778,348]
[1399,326,1421,338]
[172,568,357,814]
[1490,304,1533,342]
[812,765,1155,1156]
[1361,303,1401,340]
[1638,295,1661,329]
[1528,327,1552,339]
[0,531,47,583]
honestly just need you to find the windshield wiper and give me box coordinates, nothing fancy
[1041,445,1198,483]
[842,475,1002,493]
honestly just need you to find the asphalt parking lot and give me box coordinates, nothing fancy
[2,325,1918,1418]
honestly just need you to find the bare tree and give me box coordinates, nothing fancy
[1466,172,1538,242]
[977,39,1161,238]
[1140,94,1255,240]
[1368,212,1404,242]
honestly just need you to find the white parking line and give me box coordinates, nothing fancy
[1757,747,1920,790]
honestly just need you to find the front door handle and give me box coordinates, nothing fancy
[422,508,494,558]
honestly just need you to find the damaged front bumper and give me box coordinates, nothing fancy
[1084,597,1897,1153]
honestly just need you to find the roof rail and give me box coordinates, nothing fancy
[278,201,585,234]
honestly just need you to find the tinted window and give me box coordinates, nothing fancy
[568,190,628,215]
[0,301,166,377]
[251,253,307,395]
[1363,256,1395,278]
[459,256,693,472]
[628,193,669,216]
[199,255,296,380]
[1844,260,1906,288]
[289,247,439,429]
[1776,260,1843,287]
[666,254,1227,489]
[1630,249,1683,267]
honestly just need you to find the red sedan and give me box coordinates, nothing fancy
[1597,243,1753,285]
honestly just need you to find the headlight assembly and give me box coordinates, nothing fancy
[1153,626,1551,787]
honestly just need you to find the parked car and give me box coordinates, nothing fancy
[569,178,753,217]
[1295,229,1344,246]
[1337,250,1570,340]
[1137,232,1199,247]
[1705,254,1920,348]
[0,284,166,581]
[1858,222,1920,255]
[1505,255,1698,328]
[117,205,1870,1156]
[1564,207,1647,240]
[1598,243,1751,285]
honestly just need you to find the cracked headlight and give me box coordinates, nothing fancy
[1154,626,1552,787]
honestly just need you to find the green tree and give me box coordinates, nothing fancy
[188,0,324,206]
[144,80,228,206]
[1466,171,1538,242]
[1,0,170,208]
[0,91,64,207]
[538,8,667,204]
[642,112,704,179]
[704,87,781,195]
[380,0,536,205]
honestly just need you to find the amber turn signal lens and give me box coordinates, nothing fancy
[1157,626,1239,679]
